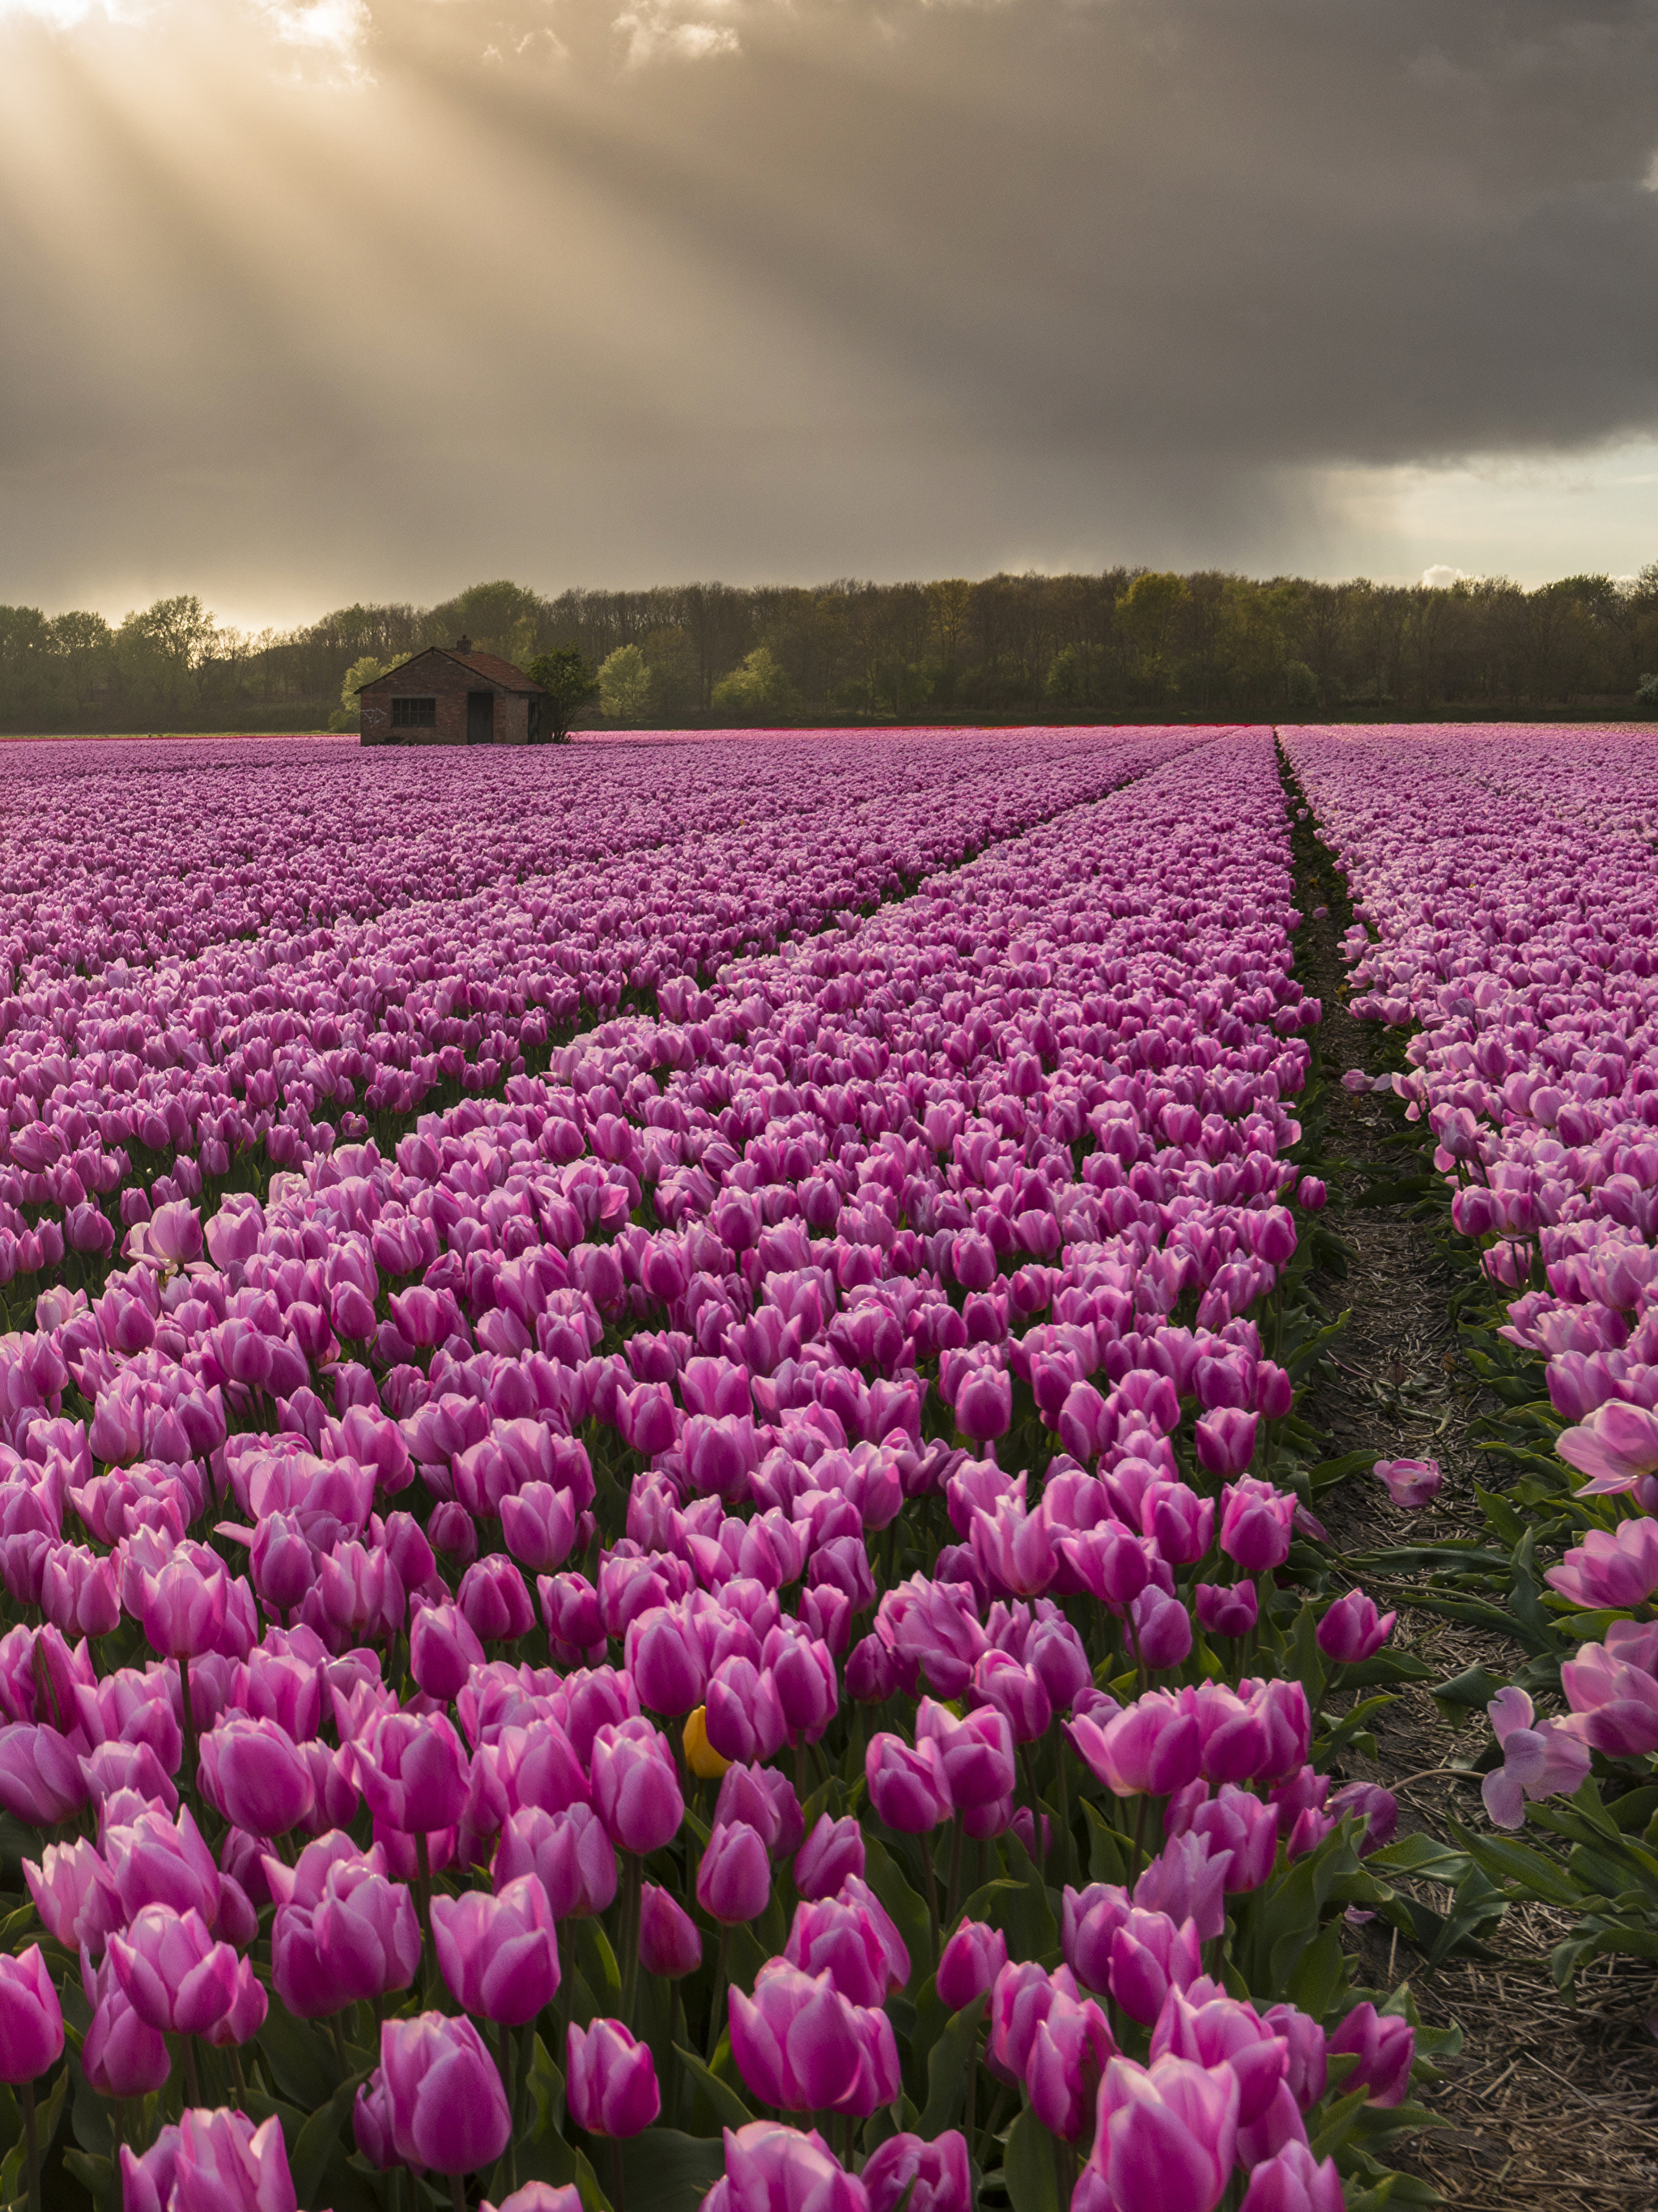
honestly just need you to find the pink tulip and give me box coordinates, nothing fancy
[865,1733,950,1832]
[0,1945,63,2082]
[1481,1686,1592,1827]
[351,1708,471,1832]
[1218,1478,1295,1572]
[698,1819,773,1925]
[433,1872,561,2023]
[590,1717,683,1854]
[730,1959,900,2116]
[639,1882,702,1977]
[103,1802,221,1924]
[270,1840,422,2018]
[1089,2052,1239,2212]
[1026,1987,1115,2139]
[108,1904,244,2036]
[703,2121,869,2212]
[937,1917,1007,2012]
[1151,1984,1288,2124]
[23,1836,122,1954]
[784,1892,907,2008]
[0,1722,88,1826]
[409,1602,487,1701]
[861,2132,970,2212]
[495,1802,619,1918]
[1196,1409,1259,1482]
[1068,1692,1201,1798]
[1371,1457,1443,1508]
[1196,1581,1258,1638]
[83,1976,170,2099]
[1316,1590,1396,1665]
[1327,2001,1414,2107]
[198,1713,315,1837]
[793,1813,865,1900]
[457,1555,536,1643]
[379,2011,513,2176]
[567,2017,661,2137]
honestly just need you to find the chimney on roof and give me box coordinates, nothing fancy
[455,635,472,652]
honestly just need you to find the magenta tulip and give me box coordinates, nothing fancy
[567,2017,661,2137]
[433,1873,561,2024]
[590,1718,683,1854]
[0,1946,63,2083]
[698,1819,772,1925]
[639,1882,703,1977]
[380,2011,513,2176]
[861,2132,970,2212]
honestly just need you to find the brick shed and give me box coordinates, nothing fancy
[356,637,549,747]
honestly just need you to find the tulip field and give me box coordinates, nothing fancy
[0,720,1651,2212]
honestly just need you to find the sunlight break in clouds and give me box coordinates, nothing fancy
[255,0,369,57]
[614,0,740,67]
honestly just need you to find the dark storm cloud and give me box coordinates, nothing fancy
[0,0,1655,615]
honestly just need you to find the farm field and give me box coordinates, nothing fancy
[0,725,1651,2212]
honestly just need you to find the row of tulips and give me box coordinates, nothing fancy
[0,730,1211,1314]
[1283,726,1658,1989]
[0,732,1442,2212]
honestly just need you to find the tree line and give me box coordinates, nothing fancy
[4,567,1658,732]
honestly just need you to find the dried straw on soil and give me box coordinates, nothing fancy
[1293,834,1658,2208]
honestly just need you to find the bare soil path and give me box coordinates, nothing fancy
[1285,774,1658,2209]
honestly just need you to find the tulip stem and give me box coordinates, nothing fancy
[1052,1744,1073,1885]
[178,1653,198,1796]
[705,1925,731,2063]
[619,1855,643,2030]
[331,2013,349,2080]
[182,2035,202,2107]
[1018,1748,1044,1866]
[449,2175,468,2212]
[416,1831,436,2006]
[945,1814,964,1929]
[920,1840,940,1969]
[611,2138,627,2212]
[20,2079,38,2212]
[498,2018,518,2194]
[975,2082,1010,2172]
[670,1986,688,2125]
[521,2019,538,2143]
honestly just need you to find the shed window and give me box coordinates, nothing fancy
[390,696,437,729]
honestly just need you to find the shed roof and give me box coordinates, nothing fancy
[355,646,546,696]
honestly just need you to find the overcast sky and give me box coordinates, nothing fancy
[2,0,1656,630]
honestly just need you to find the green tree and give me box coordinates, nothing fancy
[525,646,599,742]
[1045,642,1105,708]
[640,627,701,715]
[711,646,799,720]
[47,610,115,717]
[1115,572,1189,700]
[427,580,545,662]
[115,594,218,717]
[597,644,653,722]
[329,656,390,731]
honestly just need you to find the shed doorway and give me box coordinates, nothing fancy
[467,691,495,744]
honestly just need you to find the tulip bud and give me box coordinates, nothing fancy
[380,2011,513,2176]
[639,1883,702,1978]
[697,1819,772,1925]
[1315,1590,1396,1666]
[0,1944,63,2082]
[432,1873,561,2024]
[793,1814,865,1901]
[567,2017,661,2138]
